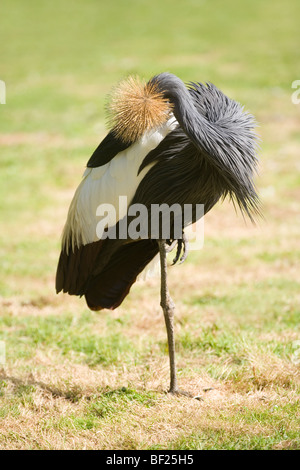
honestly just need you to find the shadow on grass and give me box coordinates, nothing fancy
[0,370,83,402]
[0,370,158,406]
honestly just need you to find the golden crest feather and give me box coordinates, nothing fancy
[106,76,172,144]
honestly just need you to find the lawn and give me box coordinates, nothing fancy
[0,0,299,450]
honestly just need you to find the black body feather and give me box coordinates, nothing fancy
[56,74,260,310]
[87,131,130,168]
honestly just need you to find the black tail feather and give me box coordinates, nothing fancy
[85,240,158,310]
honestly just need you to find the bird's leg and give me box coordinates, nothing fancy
[158,240,192,397]
[158,239,177,393]
[171,231,189,265]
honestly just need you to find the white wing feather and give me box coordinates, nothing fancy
[62,116,177,253]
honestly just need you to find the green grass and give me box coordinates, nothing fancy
[0,0,300,450]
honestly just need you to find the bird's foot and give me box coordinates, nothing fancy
[168,387,200,399]
[171,232,189,265]
[165,239,177,253]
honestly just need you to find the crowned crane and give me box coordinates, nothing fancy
[56,72,260,396]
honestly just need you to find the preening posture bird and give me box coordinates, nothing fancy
[56,72,260,395]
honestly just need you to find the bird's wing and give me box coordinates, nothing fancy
[86,131,130,168]
[61,117,177,252]
[56,117,177,298]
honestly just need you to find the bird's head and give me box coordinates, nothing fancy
[106,75,173,144]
